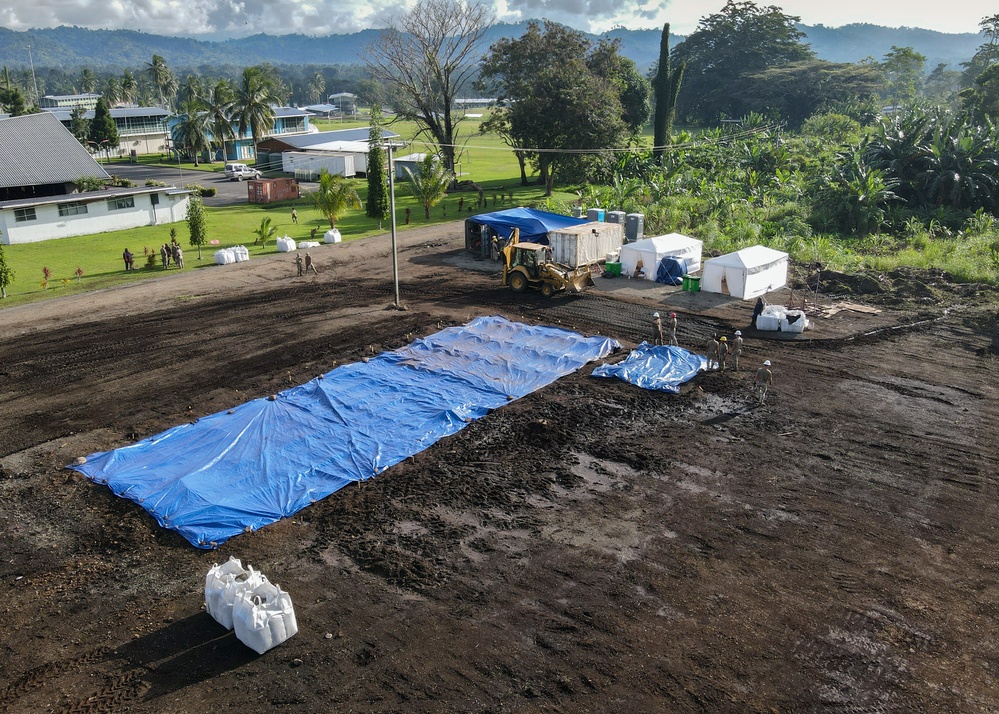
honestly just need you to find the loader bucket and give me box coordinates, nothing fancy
[566,270,594,294]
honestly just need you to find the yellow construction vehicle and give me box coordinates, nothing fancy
[500,229,594,297]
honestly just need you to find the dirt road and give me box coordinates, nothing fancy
[1,223,997,712]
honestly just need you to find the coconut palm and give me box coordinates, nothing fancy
[172,100,212,166]
[120,70,138,105]
[79,68,96,94]
[308,72,325,104]
[404,154,453,219]
[206,79,236,163]
[146,54,176,108]
[234,66,279,148]
[311,168,360,229]
[100,76,122,106]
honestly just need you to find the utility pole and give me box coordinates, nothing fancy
[27,45,39,106]
[387,142,401,309]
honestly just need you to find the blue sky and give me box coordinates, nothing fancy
[0,0,992,38]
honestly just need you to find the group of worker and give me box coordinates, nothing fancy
[652,310,774,405]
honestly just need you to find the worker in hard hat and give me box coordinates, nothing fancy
[754,359,773,405]
[667,312,678,346]
[718,336,729,371]
[730,330,743,371]
[706,334,720,370]
[652,312,665,346]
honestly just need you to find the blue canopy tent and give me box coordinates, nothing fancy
[464,208,587,258]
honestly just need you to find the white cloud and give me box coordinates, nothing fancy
[0,0,991,37]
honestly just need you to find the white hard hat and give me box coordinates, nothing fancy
[652,312,660,318]
[763,360,771,366]
[735,330,741,336]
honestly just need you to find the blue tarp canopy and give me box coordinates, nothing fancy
[466,207,587,243]
[592,343,706,393]
[656,257,688,285]
[71,317,619,548]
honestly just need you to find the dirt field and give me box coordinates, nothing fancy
[1,223,997,713]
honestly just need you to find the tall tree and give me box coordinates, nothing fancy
[308,72,326,104]
[364,0,493,178]
[365,105,390,229]
[672,0,813,124]
[69,106,89,143]
[100,76,122,106]
[234,66,279,155]
[87,97,119,161]
[960,14,999,88]
[311,169,360,229]
[120,69,138,105]
[652,22,686,161]
[404,154,453,218]
[172,100,212,166]
[0,85,27,116]
[479,21,634,195]
[145,54,175,108]
[206,79,236,162]
[79,68,96,94]
[178,74,202,106]
[880,46,926,107]
[187,195,208,260]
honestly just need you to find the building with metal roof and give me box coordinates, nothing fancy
[0,113,189,244]
[44,106,172,157]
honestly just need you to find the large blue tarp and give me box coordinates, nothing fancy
[71,317,618,548]
[467,207,587,243]
[591,343,706,393]
[655,257,688,285]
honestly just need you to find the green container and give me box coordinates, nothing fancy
[605,262,622,277]
[681,275,691,291]
[688,275,701,292]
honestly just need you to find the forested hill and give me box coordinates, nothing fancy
[0,22,983,73]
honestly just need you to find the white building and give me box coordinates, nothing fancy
[0,112,189,244]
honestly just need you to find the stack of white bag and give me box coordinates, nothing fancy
[276,236,296,253]
[212,246,250,265]
[757,304,810,333]
[205,557,298,654]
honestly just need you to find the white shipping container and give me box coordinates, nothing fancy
[281,151,356,178]
[547,221,624,268]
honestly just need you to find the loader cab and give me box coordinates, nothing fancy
[511,244,544,279]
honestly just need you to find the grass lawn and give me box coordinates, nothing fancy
[0,111,576,308]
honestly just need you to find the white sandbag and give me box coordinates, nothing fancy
[276,236,296,253]
[232,245,250,262]
[298,241,319,248]
[204,557,265,630]
[323,229,342,244]
[781,310,809,333]
[232,580,298,654]
[213,248,235,265]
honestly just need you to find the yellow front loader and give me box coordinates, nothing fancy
[500,229,594,297]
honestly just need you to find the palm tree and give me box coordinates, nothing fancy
[308,72,325,104]
[311,168,360,230]
[100,76,122,106]
[206,80,236,163]
[79,68,96,94]
[172,100,212,166]
[178,74,202,106]
[120,70,138,105]
[404,154,453,219]
[253,217,277,247]
[234,66,279,154]
[146,54,175,108]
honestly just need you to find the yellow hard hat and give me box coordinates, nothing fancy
[720,336,727,341]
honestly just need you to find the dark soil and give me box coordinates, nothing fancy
[1,223,997,712]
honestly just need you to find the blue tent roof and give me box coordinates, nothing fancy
[466,207,587,243]
[72,317,618,548]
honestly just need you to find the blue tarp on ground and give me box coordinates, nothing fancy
[591,343,706,393]
[71,317,619,549]
[466,207,587,243]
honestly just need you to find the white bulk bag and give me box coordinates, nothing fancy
[276,236,296,253]
[213,248,235,265]
[323,228,342,244]
[204,557,265,630]
[234,245,250,262]
[232,580,299,654]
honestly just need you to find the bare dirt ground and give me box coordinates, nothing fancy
[1,223,997,713]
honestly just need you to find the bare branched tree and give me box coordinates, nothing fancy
[364,0,493,178]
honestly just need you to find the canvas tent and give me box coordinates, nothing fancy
[618,233,703,281]
[700,245,789,300]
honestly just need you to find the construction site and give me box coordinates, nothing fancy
[1,220,997,712]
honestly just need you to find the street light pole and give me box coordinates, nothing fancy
[387,142,401,309]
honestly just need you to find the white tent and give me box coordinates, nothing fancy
[618,233,703,281]
[700,245,789,300]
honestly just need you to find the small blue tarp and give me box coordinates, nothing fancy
[591,343,706,393]
[656,256,688,285]
[467,207,587,243]
[71,317,618,548]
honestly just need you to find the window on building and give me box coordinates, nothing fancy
[14,207,37,222]
[107,196,135,211]
[58,202,89,217]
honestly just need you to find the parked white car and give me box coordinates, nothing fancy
[224,163,261,181]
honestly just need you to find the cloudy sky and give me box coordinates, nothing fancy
[0,0,992,38]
